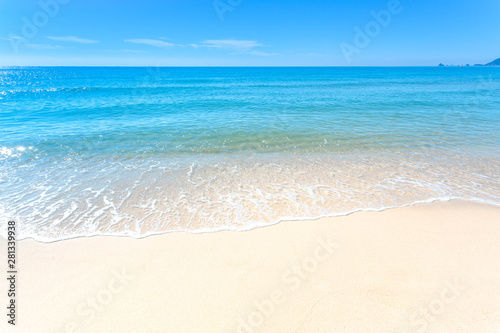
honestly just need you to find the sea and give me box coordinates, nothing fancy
[1,66,499,241]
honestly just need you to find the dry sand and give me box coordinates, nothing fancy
[1,199,499,332]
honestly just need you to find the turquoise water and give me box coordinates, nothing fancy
[1,67,499,241]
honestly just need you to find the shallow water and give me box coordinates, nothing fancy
[1,67,499,241]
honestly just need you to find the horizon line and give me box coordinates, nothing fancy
[1,65,494,68]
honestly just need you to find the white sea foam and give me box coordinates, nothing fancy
[1,150,499,242]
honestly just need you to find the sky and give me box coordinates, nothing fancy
[0,0,499,66]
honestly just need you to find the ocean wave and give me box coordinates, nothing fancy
[1,151,499,242]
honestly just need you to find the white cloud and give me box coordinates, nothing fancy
[298,52,326,57]
[0,37,62,50]
[0,36,27,41]
[105,49,148,53]
[244,50,279,56]
[46,36,98,43]
[192,39,277,56]
[23,44,63,49]
[196,39,263,51]
[125,39,175,48]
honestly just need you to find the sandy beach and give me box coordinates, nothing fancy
[2,1,500,332]
[1,199,499,333]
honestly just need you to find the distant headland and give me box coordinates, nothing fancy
[475,58,500,66]
[438,58,500,67]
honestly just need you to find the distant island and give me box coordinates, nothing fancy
[474,58,500,66]
[438,63,469,67]
[438,58,500,67]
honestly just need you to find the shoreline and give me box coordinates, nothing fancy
[4,144,500,242]
[5,197,500,244]
[1,199,500,332]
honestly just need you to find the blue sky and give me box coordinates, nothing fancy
[1,0,499,66]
